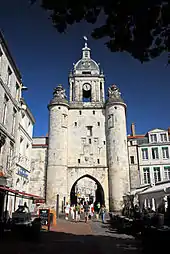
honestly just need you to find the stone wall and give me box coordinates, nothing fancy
[29,147,47,198]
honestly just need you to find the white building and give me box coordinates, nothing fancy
[128,123,170,210]
[31,40,130,212]
[0,31,41,219]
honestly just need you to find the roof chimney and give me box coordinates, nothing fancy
[168,127,170,135]
[131,123,136,136]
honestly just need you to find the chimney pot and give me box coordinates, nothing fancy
[131,123,135,136]
[168,127,170,134]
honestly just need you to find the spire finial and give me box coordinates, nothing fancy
[83,36,88,47]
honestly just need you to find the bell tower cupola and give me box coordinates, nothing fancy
[69,37,105,104]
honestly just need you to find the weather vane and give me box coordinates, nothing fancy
[83,36,88,47]
[83,36,88,41]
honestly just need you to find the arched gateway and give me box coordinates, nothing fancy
[46,39,130,213]
[68,168,108,208]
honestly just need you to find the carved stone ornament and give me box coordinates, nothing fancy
[53,84,67,99]
[108,84,121,99]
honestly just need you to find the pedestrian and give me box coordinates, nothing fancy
[99,205,106,223]
[64,202,70,220]
[75,203,81,222]
[70,205,75,220]
[83,202,90,223]
[95,202,100,220]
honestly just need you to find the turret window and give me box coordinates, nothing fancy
[75,122,77,127]
[79,110,82,115]
[103,141,105,145]
[97,122,100,126]
[97,159,100,164]
[84,51,88,57]
[93,111,95,115]
[78,159,80,164]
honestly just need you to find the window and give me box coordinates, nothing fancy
[152,147,159,159]
[93,111,95,115]
[7,142,14,169]
[16,83,20,101]
[62,114,67,127]
[150,134,157,143]
[130,156,135,164]
[89,139,91,144]
[103,141,106,145]
[108,114,114,128]
[97,122,100,126]
[164,166,170,180]
[130,141,133,146]
[2,95,8,125]
[21,111,25,118]
[143,168,151,184]
[7,66,12,87]
[75,122,77,127]
[142,148,148,160]
[87,126,92,136]
[97,159,100,164]
[78,159,80,164]
[12,108,17,135]
[162,147,169,159]
[28,121,30,127]
[84,51,88,57]
[160,133,167,142]
[79,110,82,115]
[153,167,161,183]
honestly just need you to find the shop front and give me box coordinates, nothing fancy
[0,185,45,220]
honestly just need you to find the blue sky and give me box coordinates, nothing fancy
[0,0,170,137]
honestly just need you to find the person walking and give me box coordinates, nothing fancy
[99,205,106,223]
[83,202,90,223]
[64,202,70,220]
[75,203,81,222]
[70,205,75,221]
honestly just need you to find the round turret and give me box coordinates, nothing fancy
[106,84,130,212]
[47,85,69,210]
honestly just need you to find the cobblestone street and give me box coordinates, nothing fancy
[1,218,142,254]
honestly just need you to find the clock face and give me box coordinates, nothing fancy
[83,83,91,91]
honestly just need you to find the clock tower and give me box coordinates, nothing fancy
[46,37,130,213]
[69,39,105,104]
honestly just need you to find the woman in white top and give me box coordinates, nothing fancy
[70,205,75,220]
[64,202,70,220]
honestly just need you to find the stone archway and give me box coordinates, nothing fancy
[67,167,109,209]
[70,174,105,206]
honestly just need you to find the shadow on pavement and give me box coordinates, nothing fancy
[0,227,142,254]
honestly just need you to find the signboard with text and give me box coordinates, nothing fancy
[39,208,50,230]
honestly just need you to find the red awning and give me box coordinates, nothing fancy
[0,185,45,201]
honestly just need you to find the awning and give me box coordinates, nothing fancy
[130,186,150,196]
[0,185,45,202]
[139,182,170,196]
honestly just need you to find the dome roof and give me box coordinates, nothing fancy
[74,59,100,72]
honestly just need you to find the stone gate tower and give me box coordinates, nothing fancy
[46,39,130,212]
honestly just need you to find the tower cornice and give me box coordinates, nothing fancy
[48,100,69,110]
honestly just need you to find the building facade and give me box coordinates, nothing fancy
[0,31,39,219]
[128,124,170,210]
[31,41,130,212]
